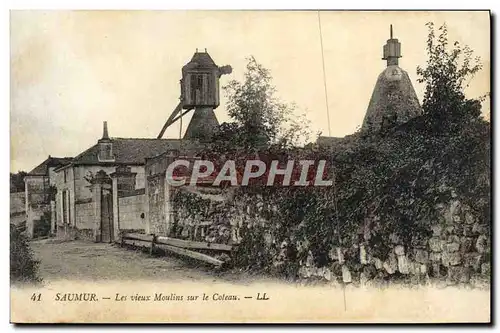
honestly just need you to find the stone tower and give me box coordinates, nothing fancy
[361,25,423,132]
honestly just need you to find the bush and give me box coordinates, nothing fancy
[10,224,41,284]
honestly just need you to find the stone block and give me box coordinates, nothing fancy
[342,265,352,283]
[373,257,383,270]
[431,224,442,237]
[462,224,473,237]
[464,211,476,224]
[414,249,429,264]
[463,252,482,272]
[475,235,489,254]
[359,244,368,265]
[447,235,460,244]
[394,245,405,256]
[383,254,398,274]
[472,223,485,235]
[481,263,490,275]
[429,237,442,252]
[459,237,474,253]
[429,252,441,262]
[441,251,461,266]
[397,255,409,274]
[444,242,460,253]
[420,264,428,275]
[448,266,471,283]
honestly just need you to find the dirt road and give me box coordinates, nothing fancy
[30,239,222,282]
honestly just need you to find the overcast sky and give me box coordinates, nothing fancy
[10,10,490,172]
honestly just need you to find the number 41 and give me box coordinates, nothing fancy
[31,293,41,301]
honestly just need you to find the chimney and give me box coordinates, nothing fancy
[102,121,110,140]
[98,121,114,161]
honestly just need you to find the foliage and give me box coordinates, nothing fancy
[10,171,27,193]
[33,212,52,239]
[214,56,311,151]
[416,22,485,134]
[10,224,42,284]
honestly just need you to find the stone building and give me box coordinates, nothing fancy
[361,25,423,132]
[52,121,184,242]
[23,156,73,238]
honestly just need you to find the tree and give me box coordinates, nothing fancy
[416,22,485,134]
[10,171,27,193]
[215,56,311,151]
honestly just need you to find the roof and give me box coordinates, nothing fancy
[70,138,189,166]
[183,52,218,70]
[28,157,73,176]
[362,65,422,132]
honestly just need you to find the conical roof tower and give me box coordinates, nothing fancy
[361,25,423,132]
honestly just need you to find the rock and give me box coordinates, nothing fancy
[441,251,461,266]
[463,252,482,272]
[481,263,491,275]
[431,225,443,237]
[337,247,345,265]
[460,237,474,253]
[324,267,332,281]
[394,245,405,256]
[475,235,489,254]
[449,200,462,223]
[420,264,428,275]
[447,235,460,244]
[444,242,460,253]
[342,265,352,283]
[359,244,368,264]
[429,237,442,252]
[465,211,476,224]
[463,224,473,237]
[445,225,455,236]
[414,249,429,264]
[448,266,471,283]
[373,257,383,270]
[397,255,410,274]
[383,254,398,274]
[360,272,368,285]
[429,252,441,262]
[472,223,485,235]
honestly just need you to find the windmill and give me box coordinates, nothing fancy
[157,49,232,140]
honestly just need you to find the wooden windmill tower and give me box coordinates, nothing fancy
[157,49,232,140]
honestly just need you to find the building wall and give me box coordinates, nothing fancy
[75,201,94,230]
[54,166,76,228]
[118,192,146,231]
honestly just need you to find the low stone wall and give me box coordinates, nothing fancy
[169,186,490,286]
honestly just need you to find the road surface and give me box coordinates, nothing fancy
[30,239,227,282]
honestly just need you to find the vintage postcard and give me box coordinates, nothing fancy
[10,10,491,323]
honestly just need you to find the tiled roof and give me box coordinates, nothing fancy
[28,157,73,176]
[71,138,196,165]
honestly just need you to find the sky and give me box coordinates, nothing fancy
[10,10,490,172]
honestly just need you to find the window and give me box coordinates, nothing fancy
[64,169,67,183]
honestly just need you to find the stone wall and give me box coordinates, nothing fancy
[168,186,490,286]
[118,192,146,231]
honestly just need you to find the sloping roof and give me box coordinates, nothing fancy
[183,107,220,140]
[28,157,73,176]
[71,138,185,165]
[184,52,218,70]
[362,65,422,133]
